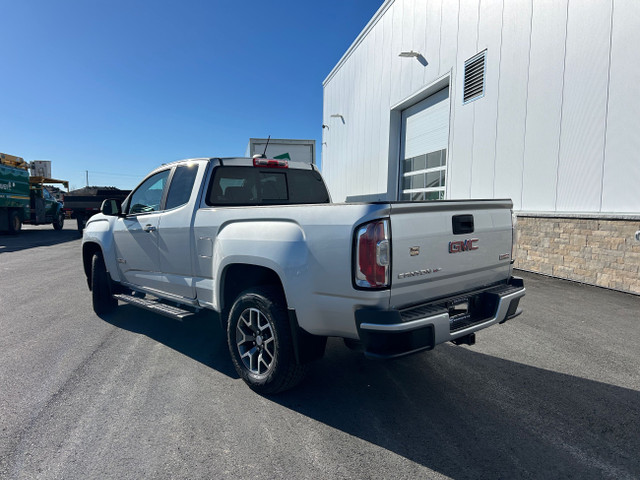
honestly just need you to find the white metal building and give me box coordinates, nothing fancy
[321,0,640,294]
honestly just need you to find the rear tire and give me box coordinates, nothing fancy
[53,212,64,230]
[8,211,22,235]
[77,215,85,234]
[227,287,308,394]
[91,253,117,315]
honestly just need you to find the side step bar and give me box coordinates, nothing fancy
[113,294,196,320]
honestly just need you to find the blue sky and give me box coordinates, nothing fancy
[1,0,382,190]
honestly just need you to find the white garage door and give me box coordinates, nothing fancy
[400,87,450,201]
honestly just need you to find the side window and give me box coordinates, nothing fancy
[165,164,199,210]
[42,188,53,201]
[128,170,170,214]
[208,168,258,205]
[287,170,330,203]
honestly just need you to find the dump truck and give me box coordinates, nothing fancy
[0,153,68,233]
[63,186,131,233]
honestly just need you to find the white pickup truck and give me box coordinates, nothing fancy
[82,157,525,393]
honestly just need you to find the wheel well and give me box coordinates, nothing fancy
[221,264,285,320]
[82,242,102,289]
[5,208,23,221]
[221,264,326,365]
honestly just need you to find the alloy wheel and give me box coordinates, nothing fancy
[235,307,276,376]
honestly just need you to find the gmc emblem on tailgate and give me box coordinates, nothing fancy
[449,238,479,253]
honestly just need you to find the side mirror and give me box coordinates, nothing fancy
[101,198,123,216]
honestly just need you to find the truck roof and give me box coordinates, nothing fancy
[156,157,316,171]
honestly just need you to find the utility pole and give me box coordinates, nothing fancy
[85,170,89,187]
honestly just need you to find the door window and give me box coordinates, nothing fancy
[165,164,199,210]
[127,170,170,214]
[401,150,447,201]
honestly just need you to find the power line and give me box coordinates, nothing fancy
[87,170,147,178]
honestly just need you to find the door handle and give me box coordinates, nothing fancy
[143,224,157,233]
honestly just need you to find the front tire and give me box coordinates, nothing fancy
[53,212,64,230]
[91,253,117,315]
[8,211,22,234]
[227,287,308,394]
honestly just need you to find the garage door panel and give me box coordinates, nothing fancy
[400,87,450,201]
[402,88,450,159]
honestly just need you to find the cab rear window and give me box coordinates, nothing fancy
[207,166,330,206]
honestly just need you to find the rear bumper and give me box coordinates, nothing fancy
[355,276,525,359]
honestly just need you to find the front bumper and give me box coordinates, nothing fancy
[355,276,525,359]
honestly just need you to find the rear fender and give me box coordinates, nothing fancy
[211,220,308,313]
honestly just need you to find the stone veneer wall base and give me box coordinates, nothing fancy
[514,214,640,296]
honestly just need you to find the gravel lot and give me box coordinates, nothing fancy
[1,224,639,479]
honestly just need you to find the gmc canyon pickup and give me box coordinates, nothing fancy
[82,157,525,393]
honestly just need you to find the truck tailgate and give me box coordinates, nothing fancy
[389,200,513,309]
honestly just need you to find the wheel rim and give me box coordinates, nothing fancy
[12,215,20,231]
[235,307,276,376]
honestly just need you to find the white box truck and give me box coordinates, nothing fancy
[245,138,315,165]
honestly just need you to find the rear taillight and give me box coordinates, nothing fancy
[354,219,390,289]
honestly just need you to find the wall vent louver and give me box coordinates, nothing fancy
[463,51,486,104]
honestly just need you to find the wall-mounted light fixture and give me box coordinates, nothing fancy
[399,50,428,66]
[330,113,345,124]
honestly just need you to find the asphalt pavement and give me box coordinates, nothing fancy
[1,223,639,479]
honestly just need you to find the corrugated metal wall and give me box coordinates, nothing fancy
[322,0,640,214]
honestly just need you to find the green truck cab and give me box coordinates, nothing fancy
[1,153,67,234]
